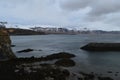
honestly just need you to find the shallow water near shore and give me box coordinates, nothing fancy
[11,34,120,80]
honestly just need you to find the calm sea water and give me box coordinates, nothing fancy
[11,34,120,79]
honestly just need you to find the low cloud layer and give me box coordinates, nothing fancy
[0,0,120,30]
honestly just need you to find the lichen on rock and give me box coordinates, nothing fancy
[0,27,16,60]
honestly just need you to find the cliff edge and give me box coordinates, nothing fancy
[0,28,16,60]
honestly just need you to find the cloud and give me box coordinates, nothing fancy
[0,0,120,30]
[58,0,120,31]
[60,0,120,16]
[89,0,120,16]
[0,0,65,25]
[0,0,89,26]
[103,12,120,26]
[60,0,91,11]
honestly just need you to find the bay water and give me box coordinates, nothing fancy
[11,34,120,79]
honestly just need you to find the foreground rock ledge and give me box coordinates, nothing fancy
[0,28,16,60]
[81,43,120,51]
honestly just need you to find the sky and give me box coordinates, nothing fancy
[0,0,120,31]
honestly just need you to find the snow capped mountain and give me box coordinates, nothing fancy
[6,24,64,29]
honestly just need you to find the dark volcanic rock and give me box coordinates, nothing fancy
[62,69,70,76]
[45,52,75,60]
[81,43,120,51]
[11,45,16,47]
[17,48,34,53]
[107,71,112,73]
[98,77,113,80]
[55,59,76,67]
[0,62,70,80]
[10,52,76,64]
[79,72,95,80]
[79,72,114,80]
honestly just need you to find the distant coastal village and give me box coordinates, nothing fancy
[1,22,120,35]
[30,27,120,34]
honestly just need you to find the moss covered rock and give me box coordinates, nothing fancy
[0,28,16,60]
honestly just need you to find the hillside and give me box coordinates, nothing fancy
[6,28,45,35]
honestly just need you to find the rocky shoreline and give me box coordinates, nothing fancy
[0,52,115,80]
[0,27,117,80]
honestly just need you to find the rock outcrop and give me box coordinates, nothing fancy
[0,27,16,60]
[81,43,120,51]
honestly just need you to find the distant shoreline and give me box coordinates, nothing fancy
[6,28,120,36]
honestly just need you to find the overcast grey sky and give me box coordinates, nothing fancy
[0,0,120,30]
